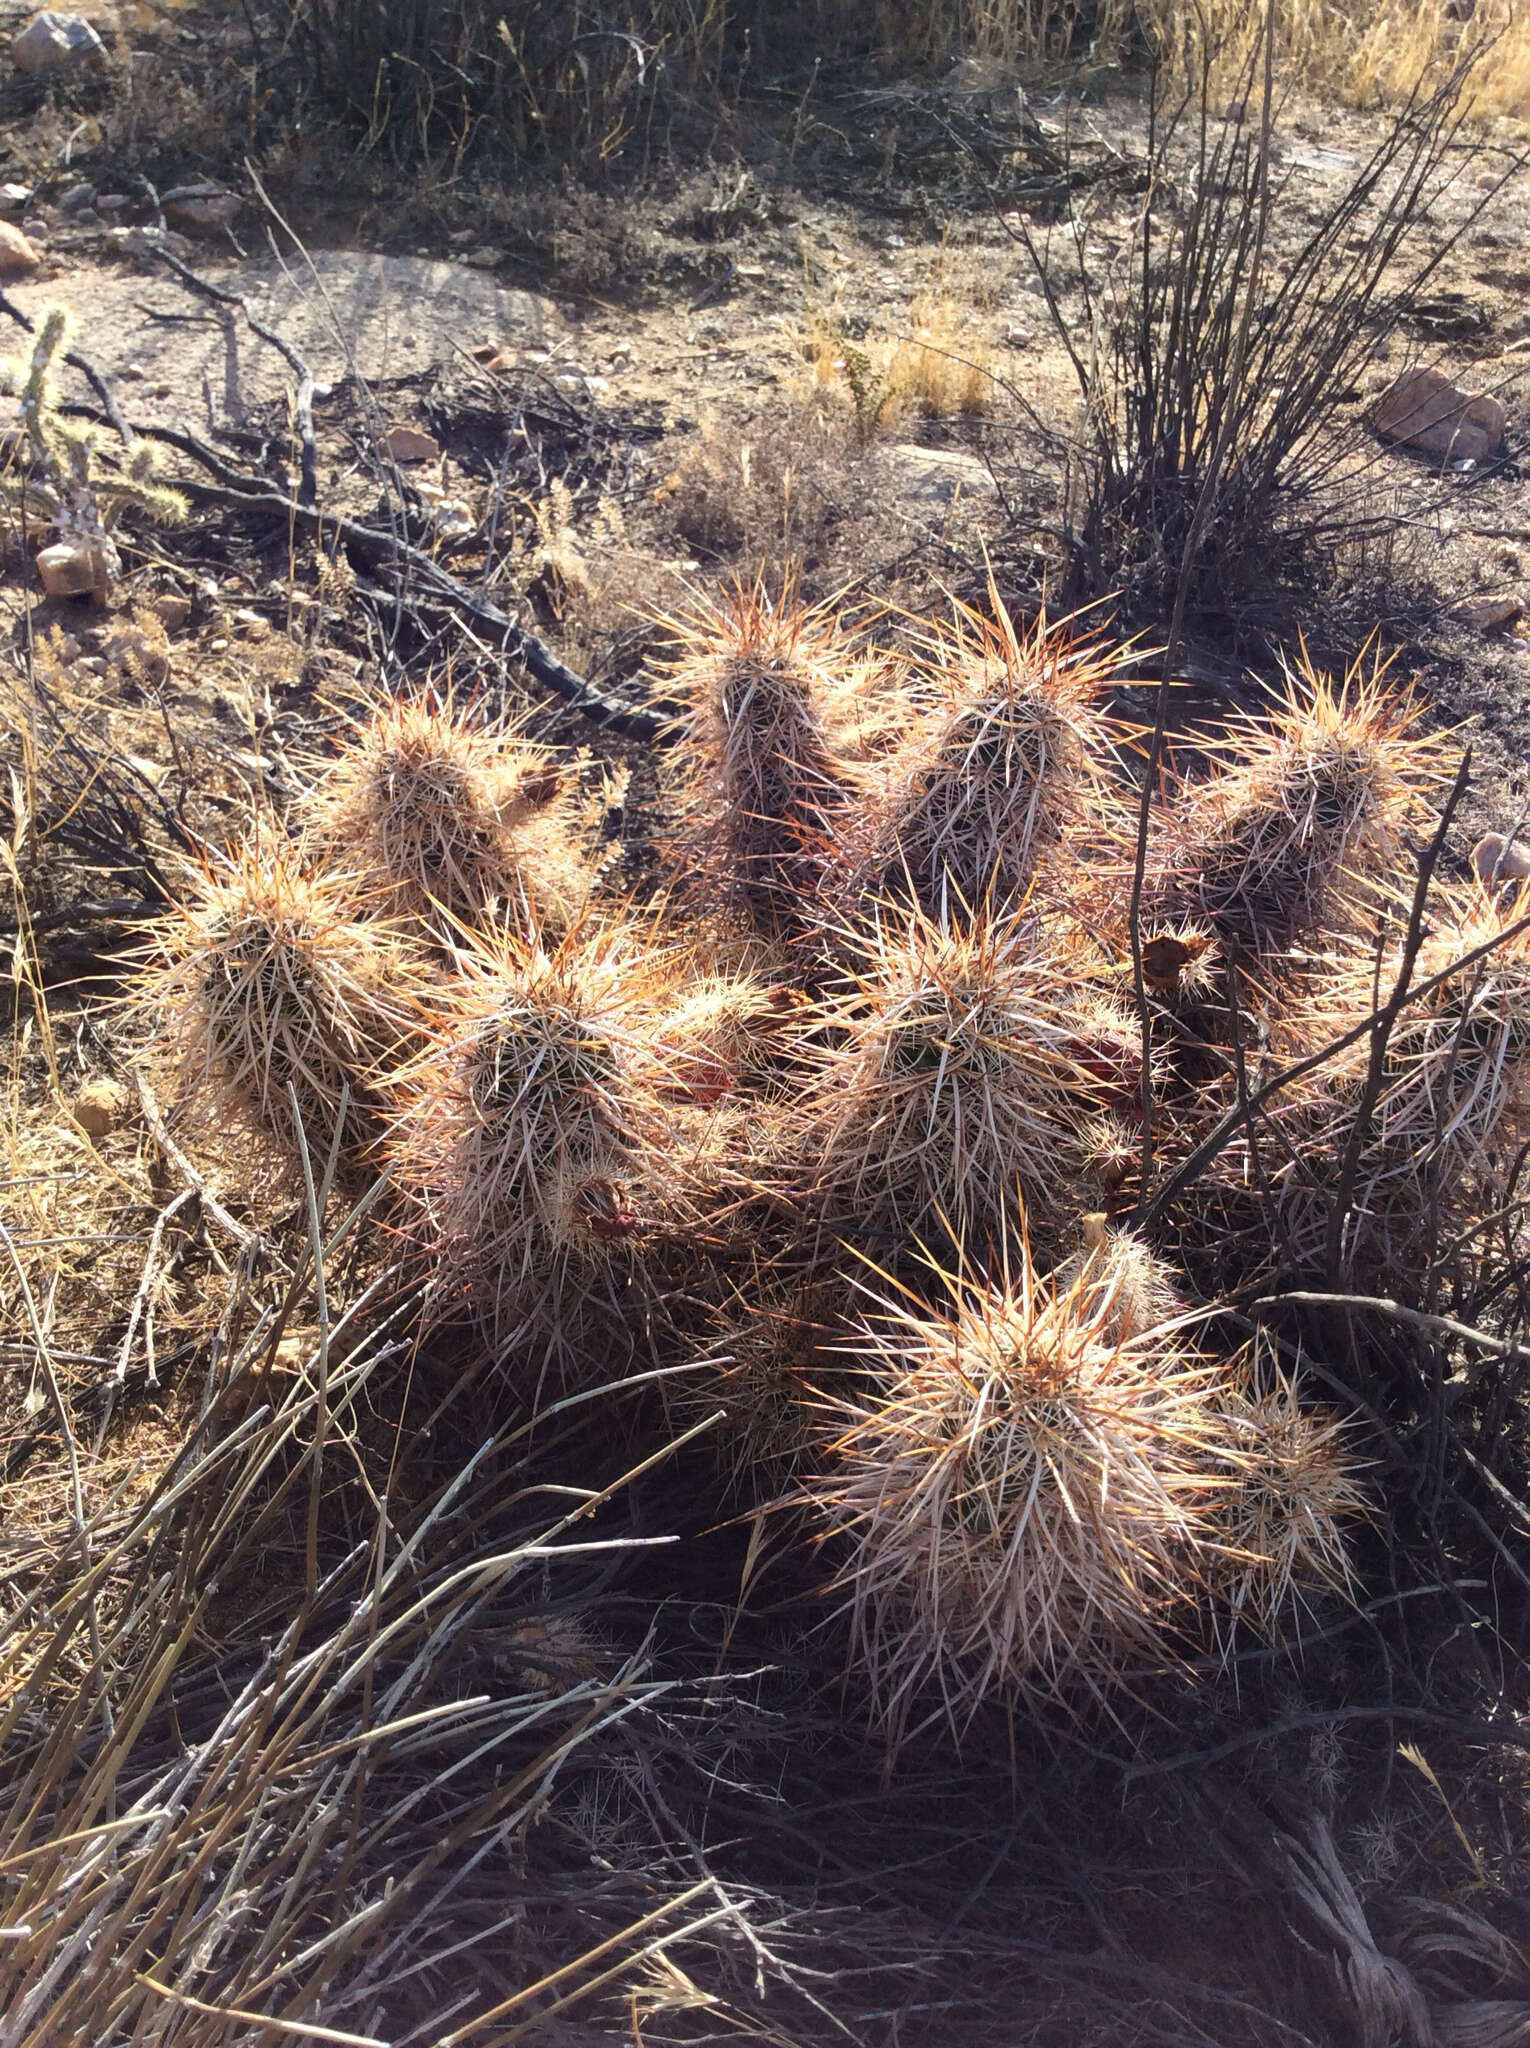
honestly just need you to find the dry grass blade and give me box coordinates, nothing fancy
[0,1168,725,2045]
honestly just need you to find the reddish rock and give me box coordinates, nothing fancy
[1374,365,1506,465]
[381,423,440,465]
[1473,833,1530,891]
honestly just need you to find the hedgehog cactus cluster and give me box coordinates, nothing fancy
[141,578,1508,1744]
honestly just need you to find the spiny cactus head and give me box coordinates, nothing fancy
[1213,1364,1367,1635]
[1176,647,1455,950]
[857,586,1136,914]
[1054,1213,1187,1345]
[810,1248,1231,1743]
[807,901,1156,1249]
[142,827,418,1158]
[305,695,579,934]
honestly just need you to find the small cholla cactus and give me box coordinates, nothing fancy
[2,306,186,601]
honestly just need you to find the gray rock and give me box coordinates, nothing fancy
[6,249,554,431]
[883,442,998,508]
[10,11,104,72]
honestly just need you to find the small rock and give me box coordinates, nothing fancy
[883,443,998,508]
[427,498,476,540]
[151,592,190,630]
[1374,365,1507,465]
[112,224,194,262]
[1003,324,1034,348]
[73,1077,129,1138]
[0,221,41,280]
[95,192,128,213]
[207,637,229,653]
[37,537,118,601]
[0,183,31,215]
[119,361,145,380]
[164,189,239,233]
[1452,594,1522,634]
[74,655,108,676]
[10,11,105,73]
[57,181,94,215]
[105,623,169,684]
[465,246,504,270]
[381,423,440,465]
[1473,832,1530,892]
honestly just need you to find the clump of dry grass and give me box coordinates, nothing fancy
[1161,652,1450,952]
[803,902,1152,1254]
[303,693,590,938]
[844,594,1131,916]
[660,578,876,934]
[138,827,421,1160]
[804,292,999,433]
[809,1246,1232,1742]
